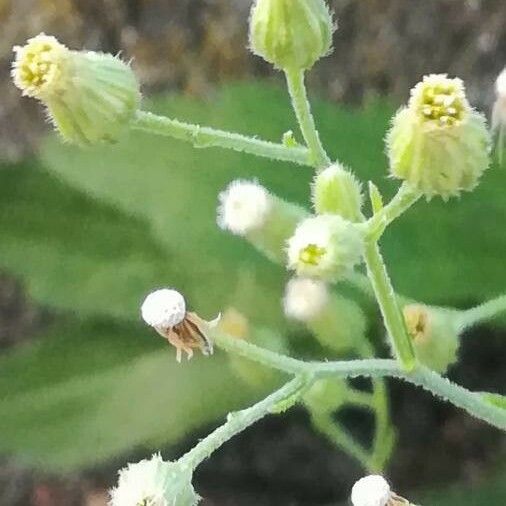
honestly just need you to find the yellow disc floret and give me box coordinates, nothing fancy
[12,34,69,99]
[299,244,327,266]
[410,74,468,127]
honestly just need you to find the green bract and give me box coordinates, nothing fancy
[249,0,334,70]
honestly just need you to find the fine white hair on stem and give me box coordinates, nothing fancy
[351,475,391,506]
[217,179,272,235]
[141,288,186,328]
[283,277,329,321]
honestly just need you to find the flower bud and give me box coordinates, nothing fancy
[12,34,141,146]
[287,215,364,281]
[217,180,306,264]
[387,74,491,199]
[109,453,200,506]
[283,277,366,352]
[312,164,364,222]
[403,303,461,373]
[249,0,334,70]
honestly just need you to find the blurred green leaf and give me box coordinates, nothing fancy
[0,319,263,470]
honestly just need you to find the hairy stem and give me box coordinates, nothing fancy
[365,182,422,240]
[132,111,313,167]
[284,67,331,169]
[179,375,309,470]
[458,294,506,329]
[311,414,373,471]
[363,241,416,371]
[213,333,506,430]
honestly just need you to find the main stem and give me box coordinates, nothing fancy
[179,375,309,470]
[363,241,416,371]
[284,67,331,169]
[132,111,312,167]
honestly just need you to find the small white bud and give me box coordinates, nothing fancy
[283,277,329,321]
[141,288,186,329]
[109,453,199,506]
[217,180,272,236]
[351,475,391,506]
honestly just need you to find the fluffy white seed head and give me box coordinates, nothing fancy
[217,180,272,235]
[283,277,329,321]
[141,289,186,329]
[351,475,391,506]
[109,454,199,506]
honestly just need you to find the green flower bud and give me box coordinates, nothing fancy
[312,164,364,222]
[387,74,491,199]
[218,180,307,264]
[249,0,334,70]
[12,34,141,146]
[287,214,364,281]
[403,303,461,373]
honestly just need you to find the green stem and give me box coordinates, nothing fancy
[132,111,312,167]
[213,333,506,431]
[363,241,416,371]
[311,414,373,471]
[179,375,309,470]
[284,67,331,169]
[365,182,421,240]
[458,294,506,330]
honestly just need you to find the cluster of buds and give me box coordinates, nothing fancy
[12,34,140,146]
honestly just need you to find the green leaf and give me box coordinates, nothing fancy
[0,319,263,470]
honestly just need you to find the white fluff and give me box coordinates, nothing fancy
[351,475,391,506]
[496,68,506,97]
[141,288,186,328]
[283,277,329,321]
[217,180,272,235]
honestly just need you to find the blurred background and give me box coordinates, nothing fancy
[0,0,505,504]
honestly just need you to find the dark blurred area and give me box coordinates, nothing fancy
[1,0,505,161]
[1,1,506,505]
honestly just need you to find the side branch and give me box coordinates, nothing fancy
[133,111,313,167]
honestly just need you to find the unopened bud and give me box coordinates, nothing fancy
[403,303,460,373]
[312,164,364,222]
[249,0,334,70]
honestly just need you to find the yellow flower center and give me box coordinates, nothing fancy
[13,34,67,98]
[403,304,430,343]
[299,244,326,266]
[415,76,467,127]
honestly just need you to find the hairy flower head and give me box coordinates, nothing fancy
[287,214,363,280]
[387,74,491,199]
[351,475,391,506]
[12,33,140,145]
[217,180,272,236]
[109,454,199,506]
